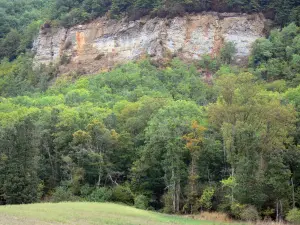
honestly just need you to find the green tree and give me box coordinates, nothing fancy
[208,72,296,212]
[199,187,215,211]
[0,113,40,204]
[132,100,205,213]
[219,42,237,65]
[0,30,21,60]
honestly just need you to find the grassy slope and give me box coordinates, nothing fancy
[0,202,246,225]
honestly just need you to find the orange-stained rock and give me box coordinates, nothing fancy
[33,13,268,74]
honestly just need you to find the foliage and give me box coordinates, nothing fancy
[134,194,149,209]
[199,187,215,211]
[0,0,50,60]
[230,202,245,219]
[240,205,260,221]
[183,121,207,213]
[51,186,75,203]
[87,187,112,202]
[48,0,300,29]
[287,208,300,224]
[1,0,299,61]
[111,185,134,205]
[219,42,237,65]
[250,23,300,84]
[1,16,300,224]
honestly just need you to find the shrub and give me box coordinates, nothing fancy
[60,8,90,28]
[265,79,287,92]
[262,207,275,220]
[287,208,300,224]
[87,187,112,202]
[199,187,215,211]
[240,205,260,221]
[134,195,149,209]
[198,54,220,73]
[230,202,245,219]
[162,191,173,214]
[51,186,74,203]
[220,42,237,64]
[111,185,134,205]
[60,54,71,65]
[80,184,93,198]
[168,3,185,18]
[37,182,45,201]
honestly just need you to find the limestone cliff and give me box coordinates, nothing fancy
[33,13,267,74]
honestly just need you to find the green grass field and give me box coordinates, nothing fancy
[0,202,247,225]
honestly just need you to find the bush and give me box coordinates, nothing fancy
[265,79,287,92]
[87,187,112,202]
[220,42,237,64]
[80,184,93,198]
[60,54,71,65]
[240,205,260,221]
[134,195,149,209]
[287,208,300,224]
[111,185,134,205]
[198,55,220,73]
[51,186,74,203]
[60,8,90,28]
[230,202,245,219]
[199,187,215,211]
[162,191,173,214]
[168,3,185,18]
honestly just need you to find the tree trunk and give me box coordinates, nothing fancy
[176,180,180,213]
[172,168,176,213]
[44,144,54,177]
[279,200,283,222]
[96,171,101,187]
[191,157,195,193]
[231,168,234,204]
[292,177,295,208]
[276,200,279,222]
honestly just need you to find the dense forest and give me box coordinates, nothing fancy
[1,0,300,224]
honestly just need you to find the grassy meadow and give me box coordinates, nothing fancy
[0,202,247,225]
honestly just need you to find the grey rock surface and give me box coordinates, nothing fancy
[33,13,266,74]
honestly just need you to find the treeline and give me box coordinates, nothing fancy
[1,24,300,223]
[49,0,300,27]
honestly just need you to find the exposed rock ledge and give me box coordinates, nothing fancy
[33,12,267,74]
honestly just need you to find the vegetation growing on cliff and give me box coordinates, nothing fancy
[1,0,300,223]
[49,0,300,26]
[0,0,300,61]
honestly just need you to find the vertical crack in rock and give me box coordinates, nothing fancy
[50,33,54,61]
[211,16,223,57]
[60,29,69,57]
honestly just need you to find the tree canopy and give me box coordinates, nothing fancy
[1,1,300,223]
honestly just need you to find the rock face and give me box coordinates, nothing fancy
[33,13,266,74]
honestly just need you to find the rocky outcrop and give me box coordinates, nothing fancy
[33,12,267,74]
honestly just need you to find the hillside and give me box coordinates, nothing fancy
[0,202,239,225]
[1,0,300,224]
